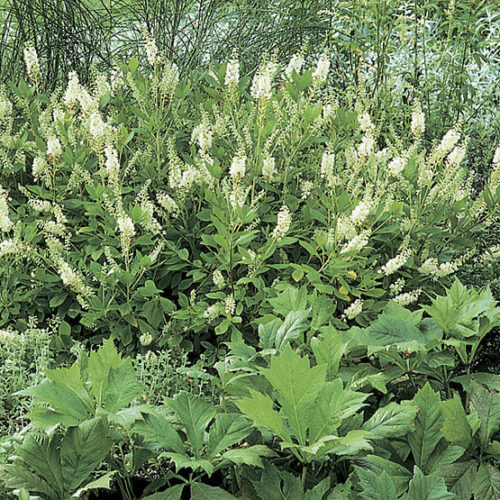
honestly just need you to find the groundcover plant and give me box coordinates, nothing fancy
[0,8,499,499]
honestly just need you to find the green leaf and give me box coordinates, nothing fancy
[440,395,472,448]
[168,392,216,458]
[361,455,412,497]
[408,383,443,472]
[206,414,252,458]
[236,389,289,440]
[362,402,418,439]
[268,285,308,316]
[142,484,185,499]
[72,471,116,498]
[427,441,466,474]
[406,466,455,500]
[88,340,123,403]
[473,464,500,500]
[274,310,309,350]
[355,467,397,500]
[61,418,113,492]
[470,381,500,447]
[221,445,273,468]
[165,453,214,475]
[253,463,303,500]
[262,345,325,444]
[311,326,347,379]
[133,412,185,454]
[103,359,142,413]
[191,483,236,499]
[435,460,477,500]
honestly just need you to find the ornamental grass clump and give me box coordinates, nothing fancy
[0,45,498,353]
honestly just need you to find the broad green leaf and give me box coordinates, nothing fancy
[0,464,61,499]
[88,340,123,403]
[267,284,309,316]
[361,455,412,496]
[191,483,236,499]
[440,395,472,448]
[470,381,500,447]
[435,460,477,500]
[142,484,185,499]
[311,326,347,379]
[427,441,465,474]
[206,414,252,458]
[221,445,273,468]
[165,453,214,475]
[473,464,500,500]
[133,412,185,454]
[325,430,373,456]
[362,402,418,439]
[61,418,113,492]
[406,466,455,500]
[103,359,142,413]
[168,392,216,458]
[304,477,331,500]
[408,383,443,472]
[72,471,116,498]
[355,467,397,500]
[236,389,289,441]
[254,463,303,500]
[262,345,325,444]
[20,380,91,423]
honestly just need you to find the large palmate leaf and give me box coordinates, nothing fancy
[267,284,309,317]
[423,280,498,338]
[406,466,455,500]
[408,383,443,472]
[355,467,397,500]
[470,381,500,447]
[440,395,472,449]
[61,418,113,492]
[206,413,252,458]
[262,344,326,444]
[236,389,289,440]
[362,402,417,440]
[360,455,412,496]
[103,358,143,414]
[168,392,217,458]
[473,464,500,500]
[133,412,186,453]
[311,326,347,379]
[191,483,236,499]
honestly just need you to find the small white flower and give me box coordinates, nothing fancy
[64,71,81,107]
[393,289,421,306]
[225,295,236,316]
[225,55,240,89]
[312,52,330,87]
[343,299,363,320]
[272,205,292,239]
[46,136,62,162]
[213,270,225,288]
[139,333,153,346]
[379,249,411,276]
[24,45,40,79]
[229,154,246,181]
[262,154,275,181]
[411,103,425,137]
[285,53,305,78]
[387,156,406,176]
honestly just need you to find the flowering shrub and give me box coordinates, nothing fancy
[0,47,498,353]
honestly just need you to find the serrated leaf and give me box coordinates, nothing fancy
[268,284,309,316]
[103,359,142,413]
[191,483,236,499]
[427,441,466,474]
[168,392,216,458]
[236,389,289,441]
[133,412,185,454]
[142,484,185,499]
[360,455,412,497]
[206,414,252,458]
[221,445,272,468]
[262,345,326,444]
[362,402,418,439]
[61,418,113,492]
[408,383,443,472]
[470,381,500,447]
[311,326,347,379]
[88,340,123,403]
[435,460,477,499]
[440,395,472,448]
[254,463,303,500]
[473,463,500,500]
[355,467,397,500]
[165,453,214,475]
[406,466,455,500]
[72,471,116,498]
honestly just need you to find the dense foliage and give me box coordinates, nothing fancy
[0,2,499,499]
